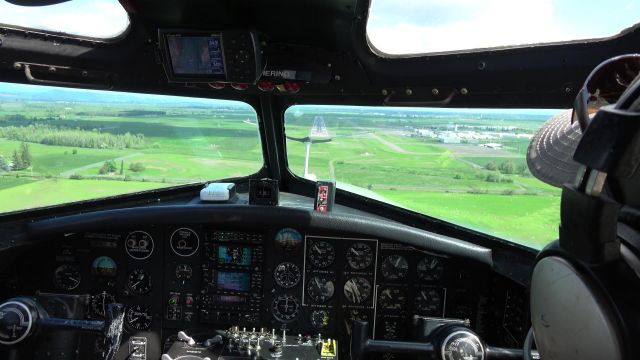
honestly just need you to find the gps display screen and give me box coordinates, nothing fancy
[166,34,225,76]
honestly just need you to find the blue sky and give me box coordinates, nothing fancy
[367,0,640,54]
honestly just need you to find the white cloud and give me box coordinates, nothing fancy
[0,0,129,39]
[367,0,609,54]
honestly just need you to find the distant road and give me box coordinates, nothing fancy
[60,152,143,177]
[369,133,409,154]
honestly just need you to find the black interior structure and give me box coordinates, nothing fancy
[0,0,639,360]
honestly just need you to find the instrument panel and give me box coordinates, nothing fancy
[2,224,529,359]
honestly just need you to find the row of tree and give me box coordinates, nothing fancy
[0,142,32,171]
[485,160,527,175]
[98,160,146,175]
[0,124,146,149]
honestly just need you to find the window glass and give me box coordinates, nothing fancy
[285,105,562,249]
[0,0,129,39]
[0,82,263,213]
[367,0,640,55]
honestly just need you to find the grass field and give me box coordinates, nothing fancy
[0,87,561,249]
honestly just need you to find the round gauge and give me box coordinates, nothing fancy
[91,292,116,317]
[310,310,330,329]
[127,269,152,295]
[125,231,154,260]
[53,264,81,291]
[415,288,443,316]
[91,256,117,277]
[308,241,335,268]
[346,242,374,270]
[343,277,372,304]
[273,262,301,289]
[381,255,409,280]
[417,256,444,282]
[306,276,335,303]
[126,305,152,331]
[271,294,300,322]
[175,264,193,283]
[0,301,33,345]
[441,330,485,360]
[170,228,199,257]
[378,287,407,310]
[275,228,303,252]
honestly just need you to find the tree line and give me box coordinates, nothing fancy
[0,124,146,149]
[0,142,32,171]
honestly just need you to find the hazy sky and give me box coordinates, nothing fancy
[0,0,129,39]
[0,0,637,51]
[368,0,640,54]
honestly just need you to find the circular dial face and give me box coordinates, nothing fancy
[275,228,303,252]
[127,269,152,295]
[0,301,33,345]
[306,275,335,303]
[414,288,443,316]
[126,305,152,331]
[91,292,116,317]
[417,256,444,282]
[125,231,154,260]
[54,264,81,291]
[273,262,301,289]
[310,310,330,329]
[91,256,117,277]
[346,242,374,270]
[343,277,372,304]
[442,331,485,360]
[308,241,336,268]
[381,255,409,280]
[170,228,199,257]
[377,287,407,310]
[271,294,300,322]
[175,264,193,283]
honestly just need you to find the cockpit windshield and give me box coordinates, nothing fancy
[0,82,263,214]
[285,105,562,249]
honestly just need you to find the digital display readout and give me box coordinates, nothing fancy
[217,271,251,292]
[215,295,247,304]
[217,246,252,266]
[166,35,225,76]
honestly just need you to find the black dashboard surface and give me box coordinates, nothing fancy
[0,204,529,359]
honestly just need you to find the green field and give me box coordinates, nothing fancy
[0,88,562,249]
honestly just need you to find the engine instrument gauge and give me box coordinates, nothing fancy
[414,288,444,316]
[377,287,407,310]
[306,275,335,303]
[381,255,409,280]
[125,231,154,260]
[310,310,330,329]
[175,264,193,283]
[91,292,116,317]
[417,256,444,282]
[54,264,81,291]
[170,228,199,257]
[307,240,335,268]
[273,262,301,288]
[127,269,152,295]
[126,305,152,331]
[343,277,372,304]
[272,294,300,322]
[346,242,374,270]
